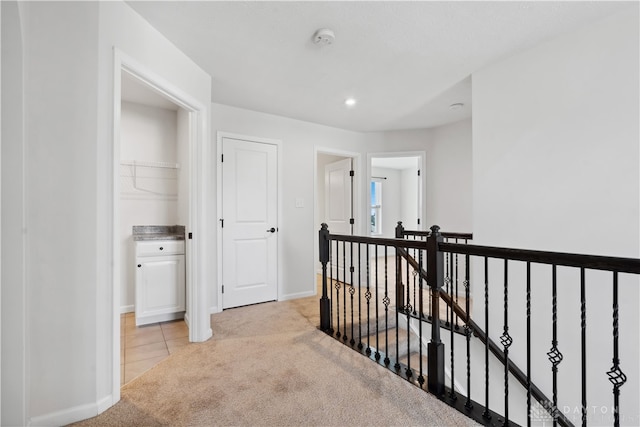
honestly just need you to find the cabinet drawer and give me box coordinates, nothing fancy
[136,240,185,256]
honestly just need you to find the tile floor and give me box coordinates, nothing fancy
[120,313,190,385]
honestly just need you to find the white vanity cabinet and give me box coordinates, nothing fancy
[135,240,186,326]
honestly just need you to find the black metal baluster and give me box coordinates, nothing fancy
[483,256,491,420]
[342,240,348,342]
[349,241,355,346]
[334,240,341,339]
[358,243,363,350]
[375,245,381,361]
[416,236,422,315]
[607,271,626,427]
[395,252,402,372]
[455,242,459,331]
[501,260,512,426]
[464,254,472,410]
[547,265,562,426]
[580,267,586,427]
[365,244,372,356]
[418,248,425,388]
[450,252,456,400]
[403,242,411,376]
[526,262,531,427]
[445,252,451,327]
[384,245,391,366]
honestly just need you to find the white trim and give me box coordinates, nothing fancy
[279,290,316,301]
[366,151,426,234]
[29,396,111,427]
[111,48,212,410]
[216,132,283,311]
[120,305,134,314]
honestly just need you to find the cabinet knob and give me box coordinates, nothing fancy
[137,264,142,268]
[159,246,164,251]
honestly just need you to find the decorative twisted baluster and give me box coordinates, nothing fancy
[501,260,512,426]
[449,252,456,400]
[383,246,391,366]
[464,253,472,410]
[342,240,347,342]
[334,240,341,339]
[357,243,363,350]
[374,245,380,361]
[580,268,586,427]
[365,244,372,356]
[482,256,491,420]
[547,265,562,426]
[417,247,425,388]
[526,262,531,427]
[607,272,626,427]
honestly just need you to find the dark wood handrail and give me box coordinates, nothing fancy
[402,230,473,240]
[440,242,640,274]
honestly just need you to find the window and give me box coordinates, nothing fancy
[371,180,382,235]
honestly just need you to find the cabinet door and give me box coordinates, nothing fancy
[136,255,185,324]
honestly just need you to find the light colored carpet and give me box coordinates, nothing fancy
[72,291,478,426]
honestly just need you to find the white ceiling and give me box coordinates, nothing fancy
[127,1,629,132]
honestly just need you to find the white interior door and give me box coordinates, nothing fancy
[325,158,353,235]
[221,137,278,309]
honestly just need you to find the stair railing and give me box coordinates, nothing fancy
[319,223,637,427]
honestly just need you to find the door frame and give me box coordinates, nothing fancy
[112,49,212,402]
[216,132,283,312]
[314,147,362,287]
[366,151,426,234]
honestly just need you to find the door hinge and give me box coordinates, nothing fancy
[349,170,354,177]
[222,285,224,294]
[418,169,421,176]
[188,232,193,239]
[220,218,224,228]
[349,218,355,225]
[221,154,224,162]
[417,218,421,225]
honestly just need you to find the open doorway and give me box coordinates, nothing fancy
[112,50,212,401]
[367,152,426,237]
[117,71,191,385]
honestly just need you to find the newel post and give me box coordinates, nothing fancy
[427,225,445,396]
[319,223,331,332]
[395,221,404,239]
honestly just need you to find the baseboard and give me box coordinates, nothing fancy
[209,305,219,314]
[29,395,113,426]
[279,290,316,301]
[97,395,114,414]
[120,305,134,314]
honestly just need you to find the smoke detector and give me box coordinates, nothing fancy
[313,28,335,45]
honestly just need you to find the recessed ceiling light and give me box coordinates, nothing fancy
[449,103,464,111]
[345,98,357,107]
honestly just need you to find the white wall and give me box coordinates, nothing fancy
[0,1,211,425]
[1,2,26,425]
[211,103,370,305]
[428,119,473,232]
[472,7,639,425]
[119,102,179,311]
[366,123,473,232]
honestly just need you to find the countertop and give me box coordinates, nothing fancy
[132,225,185,241]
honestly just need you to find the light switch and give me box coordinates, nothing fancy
[295,198,304,208]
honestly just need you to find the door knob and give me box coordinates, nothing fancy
[267,227,276,233]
